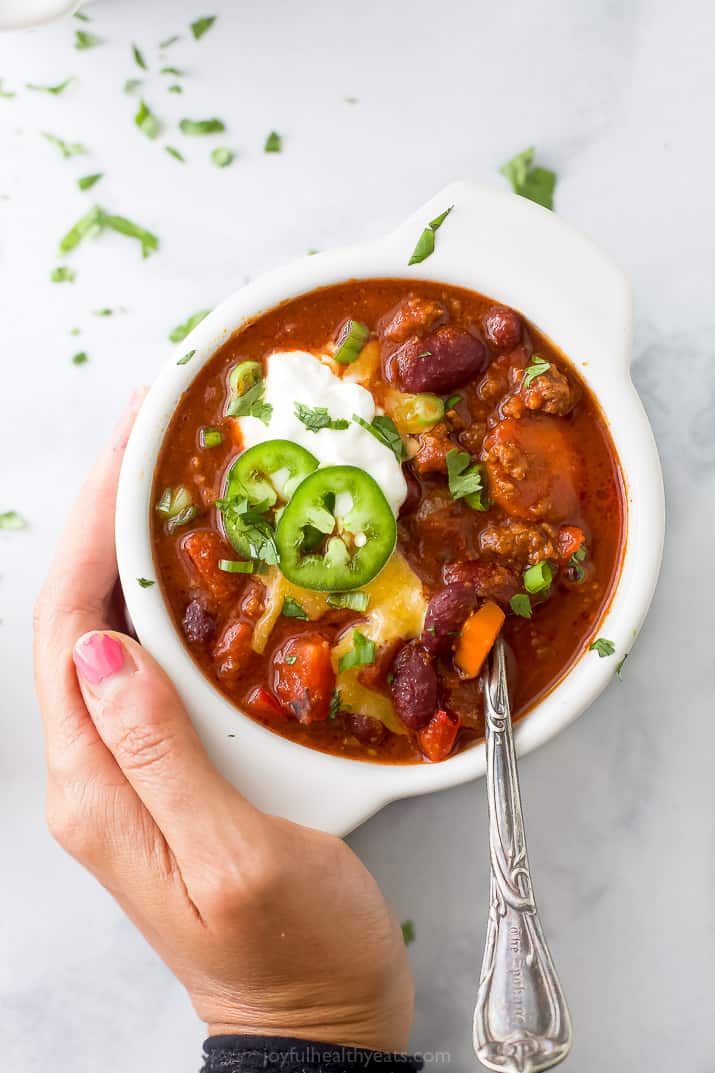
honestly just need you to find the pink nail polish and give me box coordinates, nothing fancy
[74,633,125,685]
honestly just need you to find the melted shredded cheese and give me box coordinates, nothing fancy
[252,553,427,734]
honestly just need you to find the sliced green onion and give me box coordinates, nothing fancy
[78,172,103,191]
[211,147,234,167]
[59,205,104,252]
[509,593,532,618]
[168,84,183,94]
[392,392,444,433]
[102,213,159,258]
[228,360,263,395]
[132,43,147,69]
[334,320,369,364]
[165,145,185,162]
[179,117,225,135]
[500,147,557,210]
[218,559,254,573]
[177,349,196,365]
[155,486,195,526]
[327,591,369,611]
[523,560,554,594]
[408,205,453,266]
[160,66,185,76]
[264,130,282,152]
[155,487,173,516]
[200,426,223,447]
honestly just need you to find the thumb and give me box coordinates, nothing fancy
[73,630,261,867]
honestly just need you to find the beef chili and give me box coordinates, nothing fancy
[151,280,625,764]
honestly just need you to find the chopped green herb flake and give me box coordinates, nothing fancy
[50,266,76,283]
[264,130,282,153]
[352,413,406,462]
[27,78,74,95]
[226,380,272,425]
[165,145,185,162]
[282,596,309,620]
[160,66,185,76]
[75,30,102,50]
[168,84,183,94]
[589,637,616,658]
[169,309,210,342]
[69,327,81,336]
[523,560,554,594]
[137,577,155,588]
[522,354,551,389]
[124,78,143,94]
[408,204,453,265]
[74,11,91,21]
[401,920,416,946]
[285,655,297,665]
[338,629,376,673]
[59,204,103,252]
[500,147,557,210]
[160,34,180,48]
[135,99,160,139]
[43,132,87,158]
[327,591,369,611]
[444,394,462,410]
[93,308,114,316]
[78,172,103,191]
[0,80,16,99]
[211,146,234,167]
[446,448,489,509]
[132,43,147,69]
[295,402,349,433]
[102,212,158,257]
[59,205,158,258]
[509,593,532,618]
[191,15,217,40]
[215,496,278,566]
[328,689,342,719]
[177,349,196,366]
[179,116,224,135]
[71,351,89,365]
[0,511,27,530]
[616,653,629,679]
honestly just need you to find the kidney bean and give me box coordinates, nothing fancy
[345,713,388,746]
[421,583,478,656]
[482,305,523,351]
[442,561,520,606]
[392,326,489,394]
[182,598,216,643]
[390,641,438,730]
[398,463,422,517]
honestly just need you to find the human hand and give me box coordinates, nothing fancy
[33,392,413,1051]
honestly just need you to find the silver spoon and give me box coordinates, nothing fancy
[473,638,573,1072]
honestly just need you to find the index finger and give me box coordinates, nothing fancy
[34,388,147,777]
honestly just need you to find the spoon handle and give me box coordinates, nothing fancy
[473,639,573,1072]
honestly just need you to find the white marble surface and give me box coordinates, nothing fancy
[1,1,714,1070]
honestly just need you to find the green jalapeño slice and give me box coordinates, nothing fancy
[225,440,319,507]
[275,465,396,591]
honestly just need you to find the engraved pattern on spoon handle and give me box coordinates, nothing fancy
[473,639,573,1073]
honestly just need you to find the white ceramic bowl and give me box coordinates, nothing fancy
[116,181,665,837]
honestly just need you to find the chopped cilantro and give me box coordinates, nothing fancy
[78,172,103,191]
[179,116,225,135]
[352,413,406,462]
[264,130,282,152]
[211,147,234,167]
[50,266,75,283]
[0,511,27,530]
[401,920,416,945]
[137,577,155,588]
[71,351,89,365]
[282,597,309,620]
[43,132,86,158]
[509,593,532,618]
[500,147,557,210]
[522,354,551,389]
[338,629,376,673]
[135,99,160,139]
[27,78,74,95]
[75,30,102,49]
[295,402,349,433]
[169,309,211,342]
[191,16,217,40]
[226,380,272,425]
[589,637,615,658]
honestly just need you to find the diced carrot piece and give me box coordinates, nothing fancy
[418,709,460,762]
[454,600,505,679]
[183,529,238,603]
[557,525,586,561]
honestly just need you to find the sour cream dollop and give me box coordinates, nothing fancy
[237,350,407,516]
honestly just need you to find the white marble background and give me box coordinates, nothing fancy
[1,0,714,1070]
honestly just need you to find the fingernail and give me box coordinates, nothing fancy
[74,633,125,686]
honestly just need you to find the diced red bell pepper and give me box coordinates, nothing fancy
[417,709,460,762]
[243,686,286,721]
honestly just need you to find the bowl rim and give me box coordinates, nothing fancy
[116,180,665,835]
